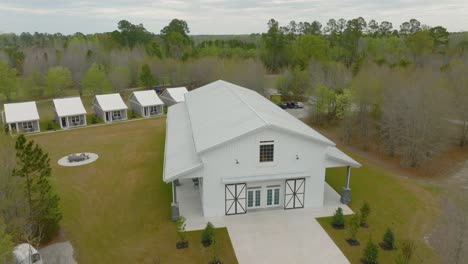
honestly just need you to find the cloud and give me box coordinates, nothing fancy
[0,0,466,34]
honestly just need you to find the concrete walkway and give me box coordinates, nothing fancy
[178,180,352,263]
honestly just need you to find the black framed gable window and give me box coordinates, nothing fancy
[259,140,274,162]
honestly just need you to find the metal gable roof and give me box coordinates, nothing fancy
[161,87,188,103]
[53,97,87,117]
[4,101,39,123]
[185,80,335,152]
[94,93,128,111]
[163,102,202,182]
[131,90,164,107]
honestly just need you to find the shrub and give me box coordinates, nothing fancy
[348,213,360,241]
[383,228,395,249]
[91,116,98,124]
[176,216,186,243]
[332,207,345,228]
[202,222,215,245]
[130,111,137,119]
[47,122,54,130]
[395,240,415,264]
[362,237,379,264]
[360,202,371,227]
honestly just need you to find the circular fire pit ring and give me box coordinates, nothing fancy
[58,152,99,167]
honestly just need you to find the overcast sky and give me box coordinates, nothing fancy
[0,0,467,34]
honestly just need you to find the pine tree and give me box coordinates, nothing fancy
[139,64,156,88]
[12,135,62,242]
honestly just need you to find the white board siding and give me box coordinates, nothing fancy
[55,112,87,129]
[7,120,40,134]
[129,99,144,117]
[93,99,127,123]
[129,98,163,118]
[198,128,327,217]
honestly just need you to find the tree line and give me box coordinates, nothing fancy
[0,17,467,168]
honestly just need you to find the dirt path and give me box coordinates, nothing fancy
[428,161,468,264]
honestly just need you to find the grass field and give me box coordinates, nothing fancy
[30,118,237,264]
[317,154,440,264]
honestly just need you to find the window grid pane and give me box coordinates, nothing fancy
[255,190,261,206]
[267,189,272,205]
[247,191,253,207]
[259,144,274,162]
[274,189,280,205]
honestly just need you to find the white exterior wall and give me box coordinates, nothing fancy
[93,100,105,121]
[55,112,86,129]
[129,99,144,117]
[198,128,328,217]
[7,119,40,134]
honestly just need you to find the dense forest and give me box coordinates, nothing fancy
[0,17,467,168]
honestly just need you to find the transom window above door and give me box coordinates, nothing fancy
[259,140,274,162]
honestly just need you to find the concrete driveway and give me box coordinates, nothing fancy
[224,208,350,264]
[180,182,352,263]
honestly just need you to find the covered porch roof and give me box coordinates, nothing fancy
[325,146,361,168]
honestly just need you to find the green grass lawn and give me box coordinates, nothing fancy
[317,155,440,264]
[30,118,237,263]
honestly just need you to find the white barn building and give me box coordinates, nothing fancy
[160,87,188,107]
[128,90,164,118]
[163,80,361,219]
[2,102,40,134]
[53,97,87,129]
[93,94,128,123]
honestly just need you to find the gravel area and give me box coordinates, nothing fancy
[39,241,77,264]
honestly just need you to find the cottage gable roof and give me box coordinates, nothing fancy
[131,90,163,107]
[94,94,127,111]
[4,101,39,123]
[161,87,188,103]
[53,97,87,117]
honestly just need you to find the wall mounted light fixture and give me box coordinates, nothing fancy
[235,159,239,164]
[296,155,300,160]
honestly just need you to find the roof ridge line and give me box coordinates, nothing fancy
[226,83,270,126]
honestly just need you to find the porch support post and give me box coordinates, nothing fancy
[340,166,351,204]
[171,181,180,222]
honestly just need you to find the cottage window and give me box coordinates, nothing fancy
[21,121,33,130]
[259,140,274,162]
[112,111,122,119]
[150,106,160,115]
[71,115,81,124]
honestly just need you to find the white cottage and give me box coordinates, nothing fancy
[53,97,87,129]
[93,94,128,123]
[159,87,188,107]
[163,80,361,219]
[128,90,164,118]
[2,102,40,134]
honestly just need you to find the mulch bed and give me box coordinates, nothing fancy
[176,241,189,249]
[332,224,345,230]
[378,242,394,251]
[360,259,378,264]
[346,239,360,246]
[202,240,212,248]
[360,223,369,228]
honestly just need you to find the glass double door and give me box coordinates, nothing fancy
[247,186,280,209]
